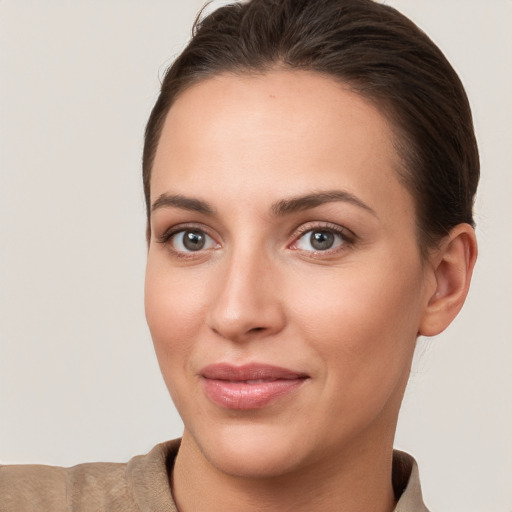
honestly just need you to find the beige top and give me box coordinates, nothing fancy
[0,439,429,511]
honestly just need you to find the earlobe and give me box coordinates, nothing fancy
[419,223,478,337]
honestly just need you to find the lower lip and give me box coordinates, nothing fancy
[203,378,306,410]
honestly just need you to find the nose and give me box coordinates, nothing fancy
[206,249,286,343]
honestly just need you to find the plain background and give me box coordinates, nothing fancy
[1,1,511,510]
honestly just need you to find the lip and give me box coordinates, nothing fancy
[200,363,309,410]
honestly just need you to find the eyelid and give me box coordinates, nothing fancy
[156,222,219,245]
[288,221,356,252]
[155,221,355,257]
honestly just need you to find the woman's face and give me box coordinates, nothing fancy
[145,70,435,478]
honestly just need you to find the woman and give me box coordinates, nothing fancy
[0,0,479,510]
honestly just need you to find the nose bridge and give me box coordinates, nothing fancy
[207,241,284,341]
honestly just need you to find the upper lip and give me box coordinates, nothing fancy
[200,363,309,381]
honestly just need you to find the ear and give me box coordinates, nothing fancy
[419,223,477,337]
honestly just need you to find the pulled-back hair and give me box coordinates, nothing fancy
[143,0,479,252]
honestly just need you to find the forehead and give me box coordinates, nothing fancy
[150,70,412,219]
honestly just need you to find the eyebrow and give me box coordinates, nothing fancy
[271,190,376,217]
[151,193,216,215]
[151,190,376,217]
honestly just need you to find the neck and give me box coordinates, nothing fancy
[172,427,398,512]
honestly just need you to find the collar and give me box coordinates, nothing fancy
[127,440,429,511]
[392,449,430,511]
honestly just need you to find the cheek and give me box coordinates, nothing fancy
[289,264,424,438]
[290,258,424,384]
[144,259,214,417]
[144,257,207,373]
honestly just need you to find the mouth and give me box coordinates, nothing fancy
[200,363,309,410]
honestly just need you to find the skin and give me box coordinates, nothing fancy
[145,70,477,512]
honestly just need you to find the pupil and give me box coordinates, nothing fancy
[311,231,334,250]
[183,231,205,251]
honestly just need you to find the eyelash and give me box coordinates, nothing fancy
[158,225,203,244]
[156,222,355,258]
[157,224,219,259]
[290,222,355,255]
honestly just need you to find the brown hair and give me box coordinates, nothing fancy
[143,0,479,251]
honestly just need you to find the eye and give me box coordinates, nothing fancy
[293,228,347,252]
[169,229,218,252]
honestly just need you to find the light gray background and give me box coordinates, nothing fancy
[1,1,511,510]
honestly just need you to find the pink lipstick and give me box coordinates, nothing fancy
[200,363,308,410]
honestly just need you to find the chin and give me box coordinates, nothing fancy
[189,422,315,479]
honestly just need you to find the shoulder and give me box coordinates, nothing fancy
[0,439,181,512]
[0,460,130,512]
[1,463,67,511]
